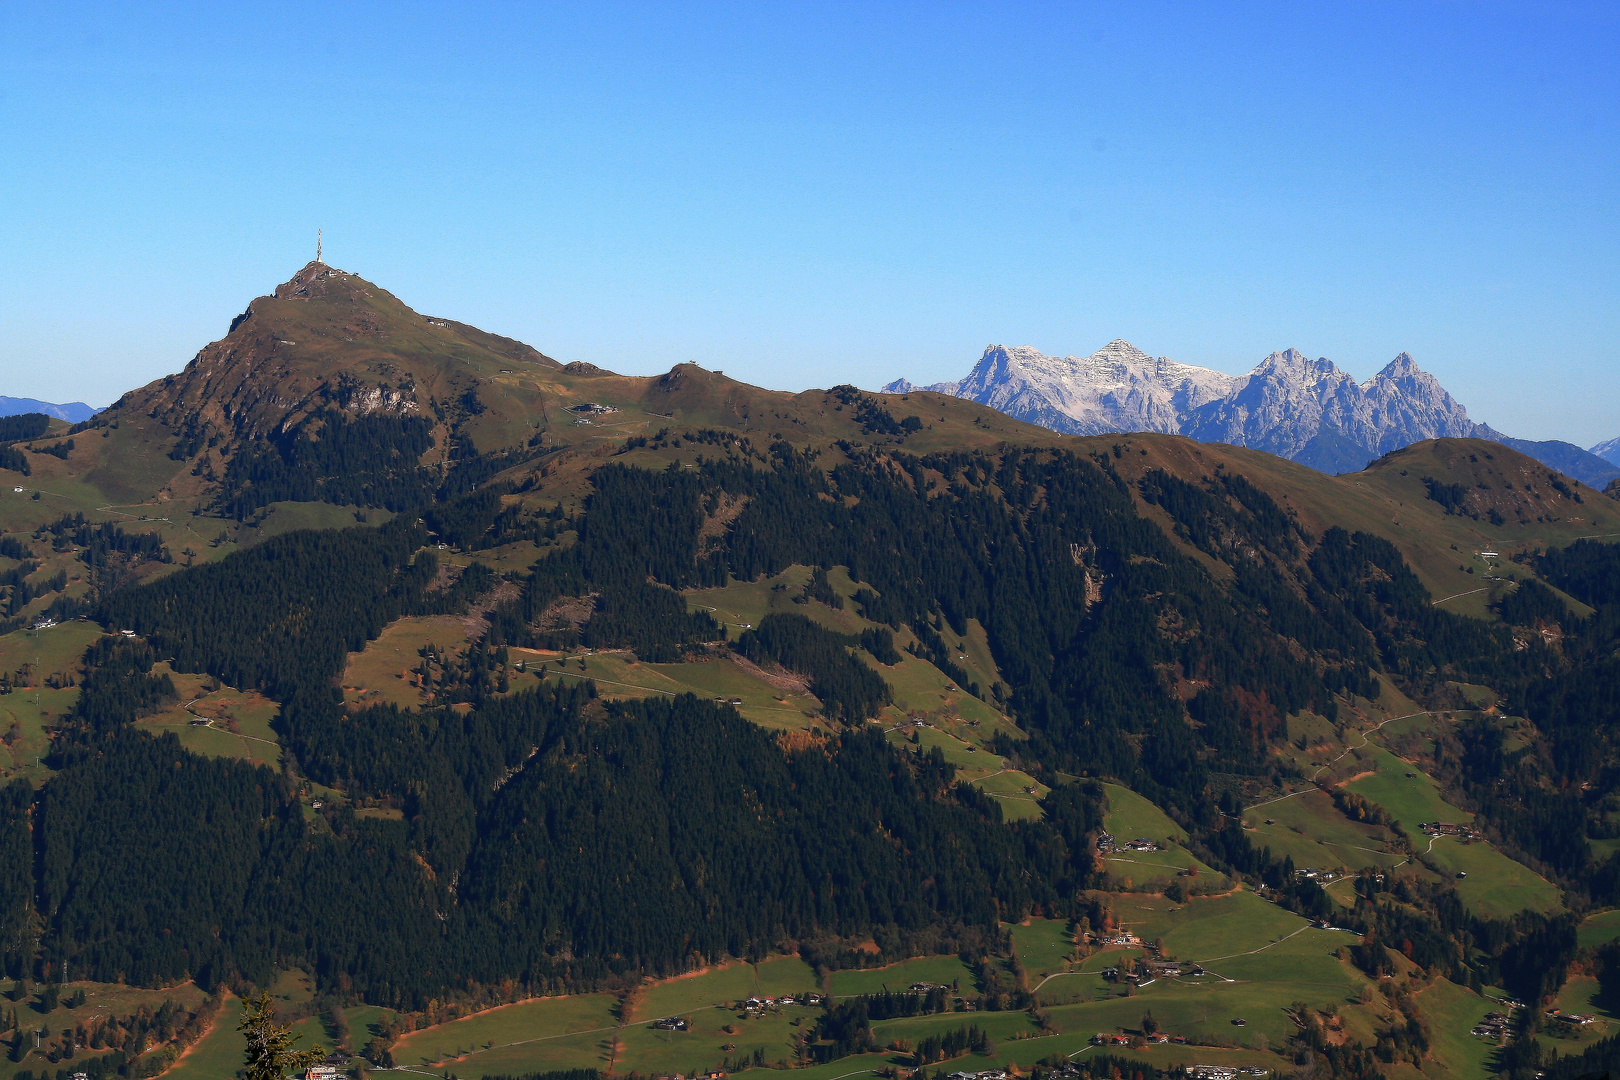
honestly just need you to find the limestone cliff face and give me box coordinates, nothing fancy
[888,339,1236,436]
[886,341,1617,481]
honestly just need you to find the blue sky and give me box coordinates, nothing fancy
[2,2,1616,444]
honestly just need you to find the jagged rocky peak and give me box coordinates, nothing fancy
[1242,348,1355,391]
[920,340,1238,436]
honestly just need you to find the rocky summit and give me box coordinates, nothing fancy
[889,342,1620,483]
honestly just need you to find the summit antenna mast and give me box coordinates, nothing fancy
[317,229,323,264]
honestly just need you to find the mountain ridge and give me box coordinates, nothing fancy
[1591,435,1620,467]
[885,342,1620,485]
[0,396,98,423]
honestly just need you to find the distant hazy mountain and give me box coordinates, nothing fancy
[887,343,1620,484]
[0,396,98,423]
[1592,437,1620,467]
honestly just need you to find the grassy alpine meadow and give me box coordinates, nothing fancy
[968,766,1048,821]
[1410,978,1509,1080]
[617,1004,817,1076]
[888,723,998,772]
[133,666,282,767]
[135,994,246,1080]
[869,1005,1041,1046]
[829,955,977,998]
[0,622,99,782]
[1580,909,1620,947]
[643,654,825,728]
[529,651,824,730]
[0,980,219,1080]
[634,957,820,1020]
[1099,842,1217,890]
[1101,783,1188,844]
[342,613,472,709]
[871,647,1006,729]
[1345,747,1561,918]
[683,565,817,638]
[389,994,620,1068]
[1244,788,1405,873]
[1037,940,1373,1055]
[1010,917,1077,980]
[1199,927,1362,992]
[730,1052,890,1080]
[1105,888,1307,960]
[1547,976,1618,1053]
[684,565,1012,730]
[1342,746,1474,832]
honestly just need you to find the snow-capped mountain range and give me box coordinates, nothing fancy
[884,341,1620,484]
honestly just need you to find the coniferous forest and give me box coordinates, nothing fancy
[1,416,1618,1080]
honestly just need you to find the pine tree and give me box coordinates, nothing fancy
[240,993,323,1080]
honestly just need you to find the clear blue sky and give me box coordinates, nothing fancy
[2,2,1616,444]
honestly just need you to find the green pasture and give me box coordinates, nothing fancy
[829,955,976,998]
[969,767,1047,821]
[683,566,817,638]
[1199,927,1361,991]
[1424,836,1561,918]
[1245,788,1402,873]
[1044,976,1303,1053]
[1549,977,1619,1054]
[238,501,389,544]
[644,656,825,729]
[618,1005,818,1075]
[428,1030,613,1076]
[391,994,619,1068]
[137,717,281,767]
[1034,936,1371,1052]
[530,651,822,730]
[1580,909,1620,947]
[870,1006,1039,1046]
[1102,783,1187,844]
[0,980,217,1080]
[0,686,74,784]
[0,619,103,677]
[874,648,1006,729]
[889,724,998,773]
[1011,918,1076,980]
[343,614,471,709]
[1590,837,1620,861]
[155,995,250,1080]
[1345,747,1560,918]
[730,1052,889,1080]
[635,957,819,1019]
[1100,844,1216,890]
[1412,978,1505,1080]
[135,669,282,767]
[682,565,1013,731]
[1102,889,1307,961]
[1342,748,1467,831]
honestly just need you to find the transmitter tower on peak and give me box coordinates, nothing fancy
[316,229,323,264]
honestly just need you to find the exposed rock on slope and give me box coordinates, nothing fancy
[890,342,1620,483]
[886,340,1234,436]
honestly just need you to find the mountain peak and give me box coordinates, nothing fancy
[1371,351,1433,383]
[274,260,363,301]
[1380,350,1420,374]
